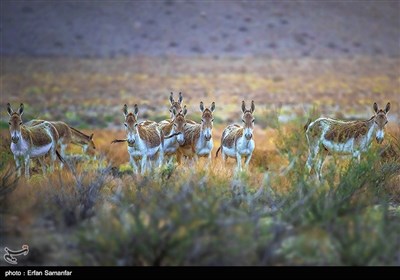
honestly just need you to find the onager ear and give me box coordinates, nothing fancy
[200,101,205,112]
[123,104,128,117]
[7,103,13,116]
[210,102,215,112]
[373,102,378,113]
[178,92,183,104]
[169,92,174,105]
[183,105,188,116]
[241,101,246,113]
[89,133,94,140]
[250,100,255,113]
[18,103,24,116]
[385,102,391,114]
[134,104,139,117]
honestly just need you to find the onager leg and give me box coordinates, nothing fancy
[205,153,212,168]
[14,155,22,177]
[59,143,68,169]
[140,155,148,175]
[244,153,252,170]
[352,150,361,163]
[157,150,164,168]
[130,155,139,174]
[60,143,68,157]
[24,155,31,178]
[38,157,47,175]
[236,153,242,172]
[221,149,227,163]
[315,148,328,182]
[306,144,319,174]
[50,147,57,172]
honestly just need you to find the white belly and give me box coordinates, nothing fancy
[30,143,53,157]
[196,140,213,156]
[128,145,160,158]
[322,139,354,154]
[222,146,237,158]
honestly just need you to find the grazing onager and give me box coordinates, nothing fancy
[7,103,63,178]
[177,101,215,164]
[216,100,255,172]
[26,120,96,158]
[305,102,391,180]
[119,104,164,174]
[158,107,188,158]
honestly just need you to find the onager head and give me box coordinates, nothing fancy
[172,106,187,145]
[241,100,255,141]
[373,102,390,144]
[7,103,24,144]
[199,101,215,142]
[169,92,183,120]
[123,104,139,147]
[83,133,96,153]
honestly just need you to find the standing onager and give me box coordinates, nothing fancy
[216,100,255,172]
[168,91,196,124]
[169,92,183,120]
[158,107,188,159]
[177,101,215,164]
[7,103,64,178]
[118,104,164,174]
[25,120,96,158]
[305,102,391,180]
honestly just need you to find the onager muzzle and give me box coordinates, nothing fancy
[245,133,253,140]
[11,135,20,144]
[127,139,136,147]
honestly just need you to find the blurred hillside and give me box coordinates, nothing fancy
[1,0,399,58]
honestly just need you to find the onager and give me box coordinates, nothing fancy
[168,91,196,124]
[216,100,255,172]
[305,102,391,180]
[7,103,63,178]
[116,104,164,174]
[169,92,183,120]
[26,120,96,158]
[177,101,215,164]
[158,107,188,159]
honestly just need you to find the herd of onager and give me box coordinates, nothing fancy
[6,93,391,180]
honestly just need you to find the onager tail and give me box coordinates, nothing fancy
[56,150,66,165]
[215,146,221,158]
[111,139,127,144]
[304,119,312,132]
[164,132,181,139]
